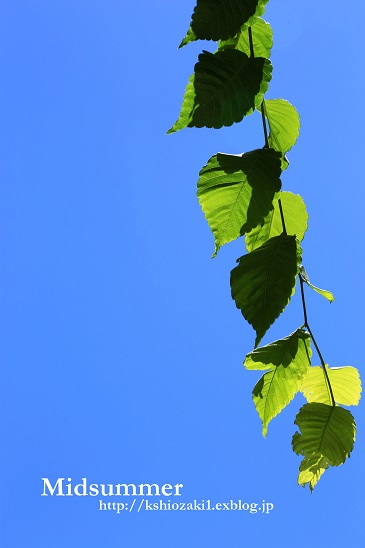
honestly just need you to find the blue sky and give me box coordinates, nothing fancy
[1,1,364,546]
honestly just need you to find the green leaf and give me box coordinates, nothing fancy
[230,235,301,346]
[300,265,334,303]
[244,329,311,436]
[244,328,311,370]
[294,404,357,466]
[261,99,300,155]
[301,365,362,406]
[197,148,282,256]
[245,191,308,252]
[293,403,356,490]
[307,284,334,302]
[180,0,269,47]
[219,17,273,58]
[168,50,272,133]
[298,454,329,492]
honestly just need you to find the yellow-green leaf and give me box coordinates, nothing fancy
[245,191,308,252]
[301,365,362,406]
[262,98,300,154]
[197,148,282,256]
[298,454,329,492]
[300,266,334,303]
[219,17,272,58]
[246,329,311,436]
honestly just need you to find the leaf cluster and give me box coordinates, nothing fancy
[168,0,361,490]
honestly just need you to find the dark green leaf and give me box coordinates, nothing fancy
[197,148,282,256]
[219,16,272,58]
[244,329,311,435]
[168,50,272,133]
[245,191,308,252]
[231,235,301,346]
[180,0,269,47]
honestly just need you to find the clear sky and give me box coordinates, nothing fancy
[1,1,364,546]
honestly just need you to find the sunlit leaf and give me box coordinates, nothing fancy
[293,403,356,490]
[261,99,300,153]
[307,284,334,302]
[245,191,308,252]
[298,454,329,492]
[301,365,362,406]
[168,50,272,133]
[244,329,311,435]
[300,265,334,303]
[180,0,269,47]
[197,148,281,256]
[219,16,272,58]
[231,235,301,346]
[244,328,311,370]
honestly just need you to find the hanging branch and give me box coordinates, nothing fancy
[299,275,336,406]
[170,0,360,491]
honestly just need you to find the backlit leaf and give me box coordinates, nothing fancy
[301,366,362,406]
[168,50,272,133]
[298,454,329,492]
[197,148,282,256]
[293,403,356,490]
[244,329,311,435]
[219,16,272,58]
[300,265,334,303]
[261,99,300,154]
[244,328,311,370]
[231,235,301,346]
[245,191,308,252]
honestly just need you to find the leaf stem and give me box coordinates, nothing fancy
[252,28,285,240]
[299,276,336,406]
[250,27,269,151]
[278,198,287,235]
[248,27,255,58]
[260,99,269,148]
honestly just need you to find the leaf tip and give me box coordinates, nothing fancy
[211,243,220,259]
[179,28,195,49]
[167,122,179,135]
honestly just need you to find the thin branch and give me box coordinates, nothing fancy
[300,276,336,407]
